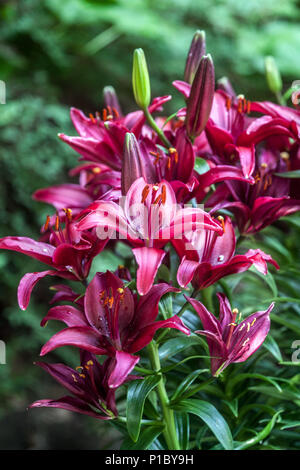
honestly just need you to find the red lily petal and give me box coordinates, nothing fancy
[0,236,55,265]
[129,315,190,353]
[33,184,93,211]
[41,305,88,328]
[172,80,191,99]
[177,257,199,287]
[108,351,139,388]
[40,326,107,356]
[135,283,180,327]
[18,270,58,311]
[30,396,109,420]
[133,247,166,295]
[245,248,280,274]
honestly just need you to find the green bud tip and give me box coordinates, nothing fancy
[132,48,151,110]
[265,56,282,94]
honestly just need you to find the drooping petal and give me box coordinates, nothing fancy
[30,396,109,419]
[0,236,55,265]
[132,247,166,295]
[40,326,107,356]
[33,184,93,211]
[177,257,199,288]
[185,296,222,337]
[172,80,191,99]
[18,270,58,311]
[108,351,140,388]
[41,305,88,328]
[245,248,280,274]
[128,315,190,353]
[134,283,180,327]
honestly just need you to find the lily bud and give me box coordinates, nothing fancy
[103,86,122,117]
[184,30,206,84]
[132,48,151,110]
[121,133,144,194]
[186,54,215,139]
[265,56,282,94]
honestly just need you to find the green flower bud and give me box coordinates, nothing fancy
[132,48,151,110]
[265,56,282,94]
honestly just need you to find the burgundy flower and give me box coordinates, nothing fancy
[76,177,223,294]
[173,216,279,289]
[0,214,107,310]
[207,149,300,234]
[30,350,134,419]
[40,271,190,386]
[186,293,274,376]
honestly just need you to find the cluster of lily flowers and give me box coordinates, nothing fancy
[1,31,300,421]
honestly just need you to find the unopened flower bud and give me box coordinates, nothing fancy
[121,133,144,194]
[132,48,151,110]
[184,30,206,84]
[186,54,215,139]
[265,56,282,94]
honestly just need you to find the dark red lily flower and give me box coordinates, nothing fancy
[0,214,107,310]
[207,148,300,234]
[173,216,279,289]
[40,271,190,386]
[186,293,274,376]
[30,350,134,419]
[76,177,223,294]
[59,96,171,170]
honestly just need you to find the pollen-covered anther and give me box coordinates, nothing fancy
[55,215,60,232]
[169,147,178,164]
[225,96,232,111]
[43,215,50,232]
[63,208,73,222]
[280,151,290,161]
[89,113,96,124]
[217,215,225,232]
[92,167,101,174]
[232,308,239,315]
[117,287,125,300]
[141,185,150,203]
[261,162,268,169]
[75,366,84,371]
[79,373,86,379]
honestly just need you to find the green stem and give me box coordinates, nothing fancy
[144,107,172,148]
[147,340,180,450]
[201,286,214,312]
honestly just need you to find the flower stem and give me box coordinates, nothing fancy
[143,107,172,148]
[147,340,180,450]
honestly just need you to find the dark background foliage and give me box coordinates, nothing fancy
[0,0,300,449]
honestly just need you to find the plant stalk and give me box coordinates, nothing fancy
[147,340,180,450]
[143,107,172,148]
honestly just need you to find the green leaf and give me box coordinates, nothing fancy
[126,376,161,442]
[226,373,282,397]
[171,369,208,402]
[274,170,300,178]
[121,426,163,450]
[175,412,190,450]
[159,335,203,361]
[172,399,233,450]
[234,411,281,450]
[263,334,283,362]
[194,157,210,175]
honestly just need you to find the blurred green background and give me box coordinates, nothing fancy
[1,0,300,450]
